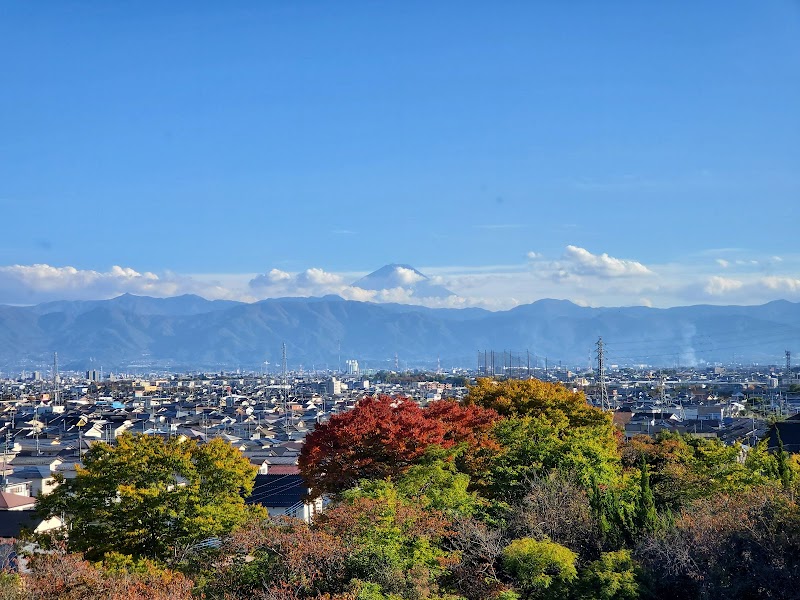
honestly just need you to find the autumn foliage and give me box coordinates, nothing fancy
[465,377,610,429]
[424,399,500,448]
[20,551,193,600]
[299,395,499,497]
[19,377,800,600]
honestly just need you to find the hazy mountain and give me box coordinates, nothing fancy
[30,293,243,317]
[1,295,798,371]
[353,264,456,299]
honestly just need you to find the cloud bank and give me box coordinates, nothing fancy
[1,246,798,309]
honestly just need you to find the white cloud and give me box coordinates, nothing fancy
[245,266,519,309]
[249,267,345,297]
[703,276,744,296]
[394,266,425,285]
[0,263,238,304]
[526,251,543,260]
[267,268,291,282]
[561,245,653,278]
[297,268,344,287]
[761,276,800,293]
[716,259,729,268]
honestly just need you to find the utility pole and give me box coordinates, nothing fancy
[282,342,289,434]
[53,352,59,406]
[596,337,610,411]
[2,431,8,486]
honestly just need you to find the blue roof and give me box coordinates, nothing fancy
[246,474,305,508]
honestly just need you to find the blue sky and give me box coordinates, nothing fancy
[1,1,799,308]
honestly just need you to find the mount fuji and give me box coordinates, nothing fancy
[352,264,456,299]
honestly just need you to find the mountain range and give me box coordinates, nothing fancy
[2,290,798,372]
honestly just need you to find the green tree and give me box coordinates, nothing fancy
[634,460,659,536]
[327,481,454,598]
[575,550,640,600]
[394,446,479,517]
[36,434,257,563]
[501,537,577,600]
[622,433,772,512]
[775,429,795,492]
[472,413,620,505]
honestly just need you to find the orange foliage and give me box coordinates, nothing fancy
[24,552,193,600]
[465,377,609,429]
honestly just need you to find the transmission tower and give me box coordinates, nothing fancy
[786,350,791,374]
[595,337,610,411]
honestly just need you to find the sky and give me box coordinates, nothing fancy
[1,1,799,309]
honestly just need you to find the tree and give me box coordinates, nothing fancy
[460,379,620,503]
[622,432,770,512]
[447,517,508,600]
[36,434,257,562]
[207,517,350,599]
[22,551,194,600]
[468,413,621,504]
[300,397,503,500]
[635,486,800,600]
[510,473,599,560]
[775,429,795,492]
[394,446,479,517]
[465,378,609,429]
[575,550,640,600]
[501,537,577,599]
[300,396,447,497]
[634,460,659,536]
[321,482,454,599]
[423,400,501,449]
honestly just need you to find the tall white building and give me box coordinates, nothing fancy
[345,359,359,376]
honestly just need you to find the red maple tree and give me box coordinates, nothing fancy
[300,396,504,498]
[300,395,446,496]
[423,399,500,448]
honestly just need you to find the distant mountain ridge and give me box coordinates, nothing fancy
[1,294,798,371]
